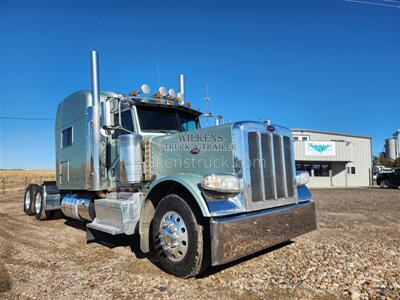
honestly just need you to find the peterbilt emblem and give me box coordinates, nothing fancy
[190,147,200,154]
[267,125,275,132]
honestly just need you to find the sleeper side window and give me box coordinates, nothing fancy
[62,127,73,148]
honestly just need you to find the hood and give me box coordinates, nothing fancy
[147,124,236,180]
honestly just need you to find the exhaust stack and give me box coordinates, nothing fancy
[87,50,102,191]
[91,51,100,107]
[179,74,185,103]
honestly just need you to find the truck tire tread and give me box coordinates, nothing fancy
[34,189,53,221]
[150,194,206,278]
[23,184,38,215]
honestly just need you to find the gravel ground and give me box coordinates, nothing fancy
[0,188,399,299]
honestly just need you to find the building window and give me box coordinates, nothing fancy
[347,166,356,175]
[296,162,312,175]
[313,163,330,177]
[293,135,309,141]
[62,127,73,148]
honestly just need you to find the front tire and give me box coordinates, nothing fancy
[151,194,205,278]
[34,188,53,221]
[380,179,390,189]
[23,184,37,215]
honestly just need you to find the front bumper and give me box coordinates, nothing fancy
[210,201,316,266]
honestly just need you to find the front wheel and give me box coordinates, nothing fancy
[151,194,206,278]
[379,179,391,189]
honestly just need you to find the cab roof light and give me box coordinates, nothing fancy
[130,83,151,97]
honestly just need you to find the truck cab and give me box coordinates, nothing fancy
[23,51,316,278]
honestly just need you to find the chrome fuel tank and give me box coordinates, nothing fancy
[61,194,94,221]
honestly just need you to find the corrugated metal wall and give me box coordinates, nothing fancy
[292,130,372,188]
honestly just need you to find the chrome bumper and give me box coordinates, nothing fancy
[210,201,316,266]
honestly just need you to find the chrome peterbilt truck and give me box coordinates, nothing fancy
[23,51,316,278]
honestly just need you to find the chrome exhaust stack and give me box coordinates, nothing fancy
[87,50,102,191]
[91,51,101,108]
[179,74,185,103]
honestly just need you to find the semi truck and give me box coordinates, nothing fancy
[22,51,316,278]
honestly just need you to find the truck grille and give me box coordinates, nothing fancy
[248,132,294,202]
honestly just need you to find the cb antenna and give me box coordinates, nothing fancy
[156,64,161,86]
[205,83,211,126]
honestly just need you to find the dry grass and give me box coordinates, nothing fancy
[0,170,55,194]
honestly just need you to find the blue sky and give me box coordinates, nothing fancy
[0,0,399,169]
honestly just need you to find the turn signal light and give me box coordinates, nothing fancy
[130,91,140,96]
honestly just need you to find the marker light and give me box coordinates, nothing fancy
[158,86,168,96]
[130,91,140,96]
[168,89,176,98]
[201,174,241,194]
[296,171,310,186]
[130,84,151,96]
[141,84,151,94]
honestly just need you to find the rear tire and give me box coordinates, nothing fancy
[34,188,53,221]
[150,194,206,278]
[23,184,37,215]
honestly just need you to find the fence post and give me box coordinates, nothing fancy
[2,177,4,194]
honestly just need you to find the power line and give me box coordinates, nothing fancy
[346,0,400,8]
[0,116,55,121]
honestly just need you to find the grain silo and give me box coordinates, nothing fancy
[385,138,397,160]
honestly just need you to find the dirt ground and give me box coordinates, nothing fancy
[0,188,399,299]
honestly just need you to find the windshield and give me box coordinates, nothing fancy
[136,105,200,133]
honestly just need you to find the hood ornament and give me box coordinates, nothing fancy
[190,147,201,154]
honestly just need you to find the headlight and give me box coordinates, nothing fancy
[296,171,310,186]
[201,174,241,194]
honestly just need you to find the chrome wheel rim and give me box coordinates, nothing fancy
[159,211,188,262]
[35,193,41,214]
[24,191,30,210]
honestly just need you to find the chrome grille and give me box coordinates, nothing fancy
[248,132,294,202]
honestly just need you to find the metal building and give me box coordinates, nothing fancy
[291,129,372,188]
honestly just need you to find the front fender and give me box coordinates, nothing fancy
[147,174,211,217]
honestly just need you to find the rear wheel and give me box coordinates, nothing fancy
[34,189,53,221]
[379,179,391,189]
[151,194,206,278]
[23,184,37,215]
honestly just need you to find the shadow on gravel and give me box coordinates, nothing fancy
[64,219,147,258]
[196,241,293,278]
[63,219,294,278]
